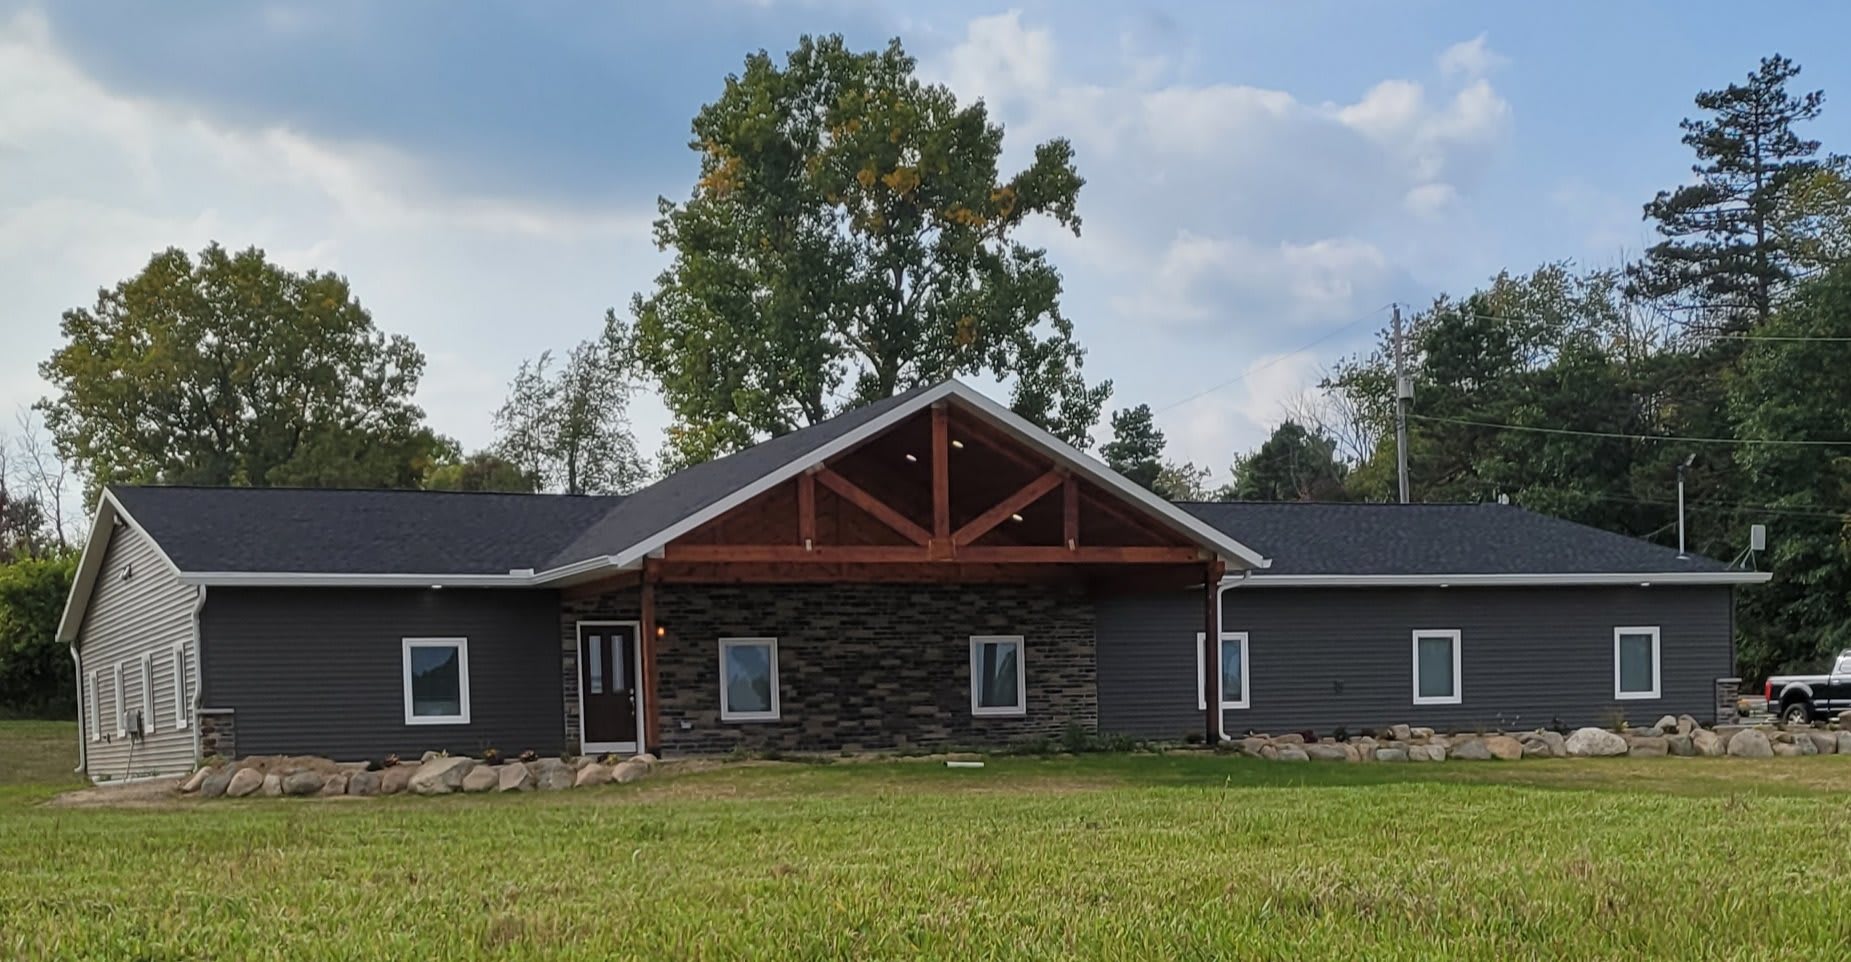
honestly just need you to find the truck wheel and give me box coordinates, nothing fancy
[1782,701,1812,725]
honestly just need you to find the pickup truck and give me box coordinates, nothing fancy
[1765,650,1851,724]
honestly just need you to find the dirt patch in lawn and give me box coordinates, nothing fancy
[47,776,189,809]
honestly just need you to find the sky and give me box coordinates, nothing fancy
[4,1,1850,490]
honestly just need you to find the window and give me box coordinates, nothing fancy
[113,662,127,736]
[718,638,779,721]
[87,670,100,742]
[1196,632,1251,710]
[140,653,156,735]
[970,635,1026,717]
[171,643,190,730]
[1411,629,1462,706]
[1614,627,1661,700]
[402,638,471,725]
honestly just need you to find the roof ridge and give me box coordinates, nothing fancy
[110,483,623,499]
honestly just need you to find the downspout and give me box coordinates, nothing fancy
[1216,570,1253,744]
[190,585,207,765]
[69,643,84,777]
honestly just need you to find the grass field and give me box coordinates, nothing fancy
[3,722,1850,960]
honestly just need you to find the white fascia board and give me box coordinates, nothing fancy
[1226,571,1772,588]
[59,489,197,644]
[177,571,543,588]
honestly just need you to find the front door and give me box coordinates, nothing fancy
[579,623,638,750]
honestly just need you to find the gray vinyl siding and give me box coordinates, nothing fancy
[1096,585,1735,739]
[77,523,199,780]
[199,588,563,760]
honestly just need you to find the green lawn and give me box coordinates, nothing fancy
[2,721,1849,960]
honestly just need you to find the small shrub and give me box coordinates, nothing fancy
[1550,717,1570,736]
[381,754,400,769]
[1331,725,1349,743]
[1296,729,1316,744]
[1359,727,1377,740]
[480,747,502,765]
[517,749,538,764]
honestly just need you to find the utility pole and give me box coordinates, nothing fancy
[1676,455,1693,558]
[1392,303,1411,504]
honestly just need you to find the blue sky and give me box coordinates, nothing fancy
[4,1,1849,483]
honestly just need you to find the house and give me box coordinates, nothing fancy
[56,380,1769,781]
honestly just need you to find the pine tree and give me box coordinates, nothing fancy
[1100,405,1166,491]
[1628,55,1833,331]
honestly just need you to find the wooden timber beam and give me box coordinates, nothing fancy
[1203,559,1225,746]
[663,544,1202,564]
[951,469,1066,546]
[640,558,661,752]
[932,403,950,542]
[797,469,817,548]
[959,546,1205,564]
[664,544,931,564]
[1063,476,1079,551]
[813,467,932,546]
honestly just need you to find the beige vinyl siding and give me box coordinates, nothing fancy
[77,523,198,780]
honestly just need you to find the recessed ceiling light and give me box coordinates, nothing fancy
[904,453,918,462]
[1010,513,1024,522]
[950,439,964,449]
[430,584,444,590]
[1640,581,1652,588]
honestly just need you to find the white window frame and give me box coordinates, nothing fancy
[969,635,1027,717]
[140,653,156,735]
[113,662,127,736]
[1613,626,1662,700]
[171,642,190,730]
[1411,629,1463,706]
[87,670,100,742]
[717,637,781,722]
[1196,631,1251,710]
[401,637,471,725]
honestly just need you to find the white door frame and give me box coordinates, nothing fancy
[574,620,644,756]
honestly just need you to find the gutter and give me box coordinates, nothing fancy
[69,643,84,777]
[1220,571,1773,589]
[190,585,206,765]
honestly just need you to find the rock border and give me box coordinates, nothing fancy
[181,751,658,799]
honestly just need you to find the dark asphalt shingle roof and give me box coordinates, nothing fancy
[542,384,935,567]
[110,486,622,575]
[1176,501,1731,576]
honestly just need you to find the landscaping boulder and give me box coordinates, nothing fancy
[319,773,349,796]
[529,758,575,791]
[1275,747,1309,762]
[1236,737,1269,758]
[261,774,284,797]
[379,766,413,795]
[1273,733,1305,746]
[1522,730,1568,758]
[1303,744,1348,762]
[1374,748,1409,762]
[346,770,382,796]
[1389,724,1411,742]
[1837,731,1851,755]
[575,763,614,786]
[224,768,264,797]
[1726,729,1773,758]
[613,759,652,782]
[1484,735,1524,760]
[1666,734,1696,757]
[1653,714,1679,733]
[1565,728,1628,757]
[1625,735,1668,757]
[1774,741,1803,757]
[497,764,534,792]
[461,766,499,793]
[1409,727,1436,740]
[409,757,477,796]
[630,753,658,768]
[1449,738,1493,761]
[1677,715,1700,736]
[1838,709,1851,727]
[179,766,214,794]
[200,767,234,798]
[1692,730,1725,756]
[1808,732,1837,755]
[280,771,323,796]
[1410,744,1446,762]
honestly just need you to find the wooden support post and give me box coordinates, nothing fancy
[640,560,661,754]
[797,470,816,549]
[1203,560,1224,746]
[1063,476,1079,551]
[932,403,950,542]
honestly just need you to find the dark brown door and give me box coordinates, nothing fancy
[579,624,637,745]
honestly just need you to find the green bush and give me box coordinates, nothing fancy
[0,554,78,718]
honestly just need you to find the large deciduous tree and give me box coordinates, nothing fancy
[423,451,541,494]
[492,334,647,495]
[1628,55,1836,330]
[1227,421,1349,502]
[39,244,445,495]
[622,34,1109,467]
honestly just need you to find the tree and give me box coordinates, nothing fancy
[1728,263,1851,678]
[622,34,1109,467]
[493,335,647,495]
[1153,461,1212,502]
[1100,404,1166,491]
[424,451,540,494]
[39,245,445,495]
[1227,421,1349,501]
[1773,157,1851,274]
[0,553,77,718]
[1628,55,1836,330]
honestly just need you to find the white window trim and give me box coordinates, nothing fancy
[86,670,100,742]
[140,653,156,735]
[113,662,127,736]
[717,637,781,722]
[1196,631,1251,710]
[969,635,1027,717]
[1614,626,1663,700]
[171,642,190,730]
[401,637,471,726]
[1411,629,1463,706]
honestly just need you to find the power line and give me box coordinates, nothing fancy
[1589,492,1850,522]
[1457,310,1851,343]
[1407,413,1851,448]
[1151,303,1390,415]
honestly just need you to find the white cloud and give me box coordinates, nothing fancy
[1438,34,1508,78]
[0,10,660,457]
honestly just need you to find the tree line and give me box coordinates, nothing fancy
[3,42,1849,715]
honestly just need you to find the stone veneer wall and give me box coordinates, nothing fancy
[198,709,235,760]
[561,583,1098,755]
